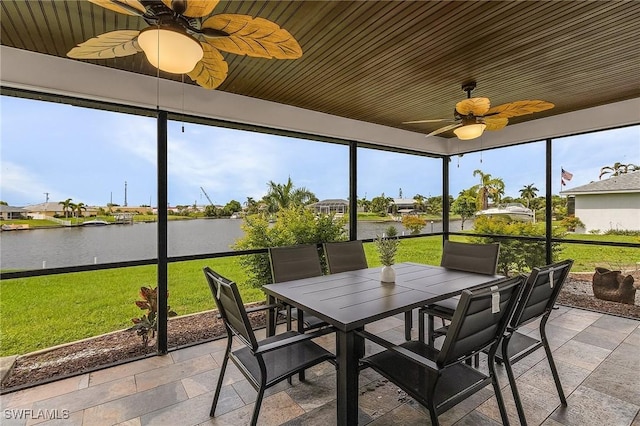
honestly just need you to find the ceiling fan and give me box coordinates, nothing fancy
[67,0,302,89]
[403,82,555,140]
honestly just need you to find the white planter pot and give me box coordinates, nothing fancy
[381,265,396,283]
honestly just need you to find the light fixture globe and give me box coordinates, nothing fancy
[453,123,486,140]
[137,26,204,74]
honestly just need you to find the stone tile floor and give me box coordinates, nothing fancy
[1,306,639,426]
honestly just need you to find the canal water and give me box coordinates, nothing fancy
[0,219,464,270]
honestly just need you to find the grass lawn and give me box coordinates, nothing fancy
[1,234,636,356]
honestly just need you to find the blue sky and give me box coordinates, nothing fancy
[1,96,638,207]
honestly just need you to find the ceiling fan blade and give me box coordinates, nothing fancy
[426,123,462,137]
[89,0,146,16]
[162,0,219,17]
[402,118,454,124]
[487,100,554,118]
[187,43,229,89]
[203,14,302,59]
[483,117,509,131]
[456,97,490,116]
[67,30,141,59]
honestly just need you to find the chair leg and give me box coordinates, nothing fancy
[210,342,231,417]
[418,310,425,343]
[541,317,567,405]
[250,387,266,426]
[297,314,306,381]
[286,305,292,331]
[426,379,440,426]
[404,310,412,340]
[428,407,440,426]
[488,352,511,426]
[427,314,436,347]
[502,335,526,426]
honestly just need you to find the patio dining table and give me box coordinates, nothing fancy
[262,262,503,425]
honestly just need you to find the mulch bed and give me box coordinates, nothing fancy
[2,276,638,393]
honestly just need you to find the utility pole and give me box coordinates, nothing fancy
[43,192,49,203]
[124,181,128,206]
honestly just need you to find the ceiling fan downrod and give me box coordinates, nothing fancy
[462,81,476,99]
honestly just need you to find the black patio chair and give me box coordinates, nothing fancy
[323,240,368,274]
[269,244,327,332]
[417,240,501,346]
[358,275,525,426]
[497,259,574,426]
[203,267,335,426]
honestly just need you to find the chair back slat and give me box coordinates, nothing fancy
[438,276,524,366]
[440,240,500,275]
[512,259,574,328]
[269,244,323,283]
[323,240,368,274]
[203,267,259,350]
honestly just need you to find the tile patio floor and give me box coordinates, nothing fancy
[2,306,639,426]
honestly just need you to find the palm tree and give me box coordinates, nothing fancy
[472,170,505,210]
[74,202,86,218]
[61,198,73,218]
[519,184,539,207]
[355,196,368,212]
[263,177,317,213]
[413,194,426,212]
[599,162,639,180]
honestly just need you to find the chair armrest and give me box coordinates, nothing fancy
[246,303,283,314]
[355,329,396,350]
[356,330,438,371]
[216,302,283,319]
[255,326,336,354]
[390,346,439,371]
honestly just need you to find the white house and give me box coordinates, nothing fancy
[309,199,348,215]
[560,172,640,232]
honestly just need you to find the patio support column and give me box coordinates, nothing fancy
[545,138,553,265]
[442,156,450,243]
[349,141,357,240]
[157,110,168,354]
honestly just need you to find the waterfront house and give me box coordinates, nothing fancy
[310,199,349,215]
[0,205,27,220]
[561,171,640,233]
[22,202,66,219]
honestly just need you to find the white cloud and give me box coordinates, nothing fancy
[0,161,83,205]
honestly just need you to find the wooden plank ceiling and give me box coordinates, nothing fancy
[2,1,639,137]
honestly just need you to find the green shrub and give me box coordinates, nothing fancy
[472,216,566,276]
[234,207,348,288]
[603,229,640,237]
[560,215,585,231]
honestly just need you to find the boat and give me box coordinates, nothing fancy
[475,203,534,222]
[82,220,109,226]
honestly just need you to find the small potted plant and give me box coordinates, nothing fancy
[375,226,399,283]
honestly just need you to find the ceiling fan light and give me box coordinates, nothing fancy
[138,27,203,74]
[453,123,486,140]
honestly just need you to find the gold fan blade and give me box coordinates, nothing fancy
[187,43,229,90]
[487,100,554,118]
[203,14,302,59]
[88,0,145,16]
[483,117,509,131]
[427,123,462,137]
[67,30,141,59]
[456,97,490,116]
[403,119,454,124]
[162,0,218,17]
